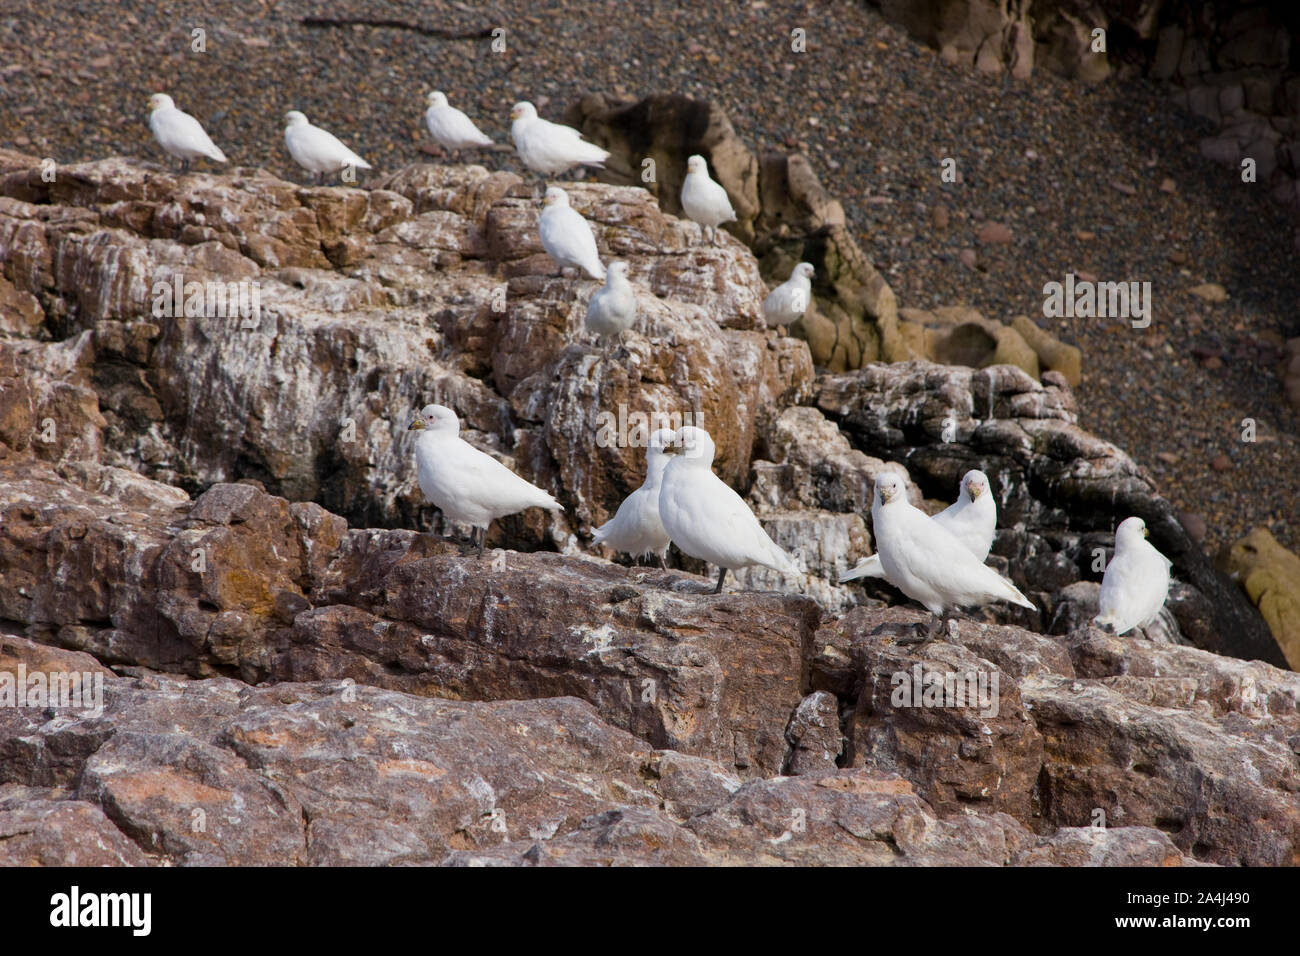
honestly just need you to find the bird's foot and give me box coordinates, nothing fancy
[899,617,945,653]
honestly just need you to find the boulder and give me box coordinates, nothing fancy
[1218,527,1300,669]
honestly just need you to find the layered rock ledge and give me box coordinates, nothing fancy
[1,155,1296,866]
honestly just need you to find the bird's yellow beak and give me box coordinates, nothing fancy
[408,415,426,431]
[969,484,983,499]
[1143,526,1149,538]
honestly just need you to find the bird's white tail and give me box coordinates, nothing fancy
[999,576,1037,611]
[838,555,884,583]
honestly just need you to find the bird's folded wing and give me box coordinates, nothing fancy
[448,443,559,511]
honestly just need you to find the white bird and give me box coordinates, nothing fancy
[147,93,227,170]
[539,186,605,280]
[870,472,1035,646]
[841,469,996,583]
[509,101,609,176]
[763,262,815,329]
[585,261,636,345]
[408,404,563,557]
[284,111,372,183]
[1094,516,1172,636]
[424,91,493,155]
[592,428,675,565]
[658,426,800,593]
[680,154,736,245]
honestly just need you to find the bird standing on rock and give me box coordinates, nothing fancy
[539,186,605,280]
[680,154,736,245]
[870,472,1035,648]
[510,101,609,177]
[283,111,372,184]
[1094,516,1172,635]
[841,469,996,583]
[585,261,636,346]
[424,91,493,156]
[147,94,227,171]
[408,404,563,558]
[658,425,801,593]
[592,428,675,566]
[763,262,815,330]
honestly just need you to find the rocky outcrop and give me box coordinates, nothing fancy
[1,153,1292,867]
[816,360,1286,666]
[1,641,1199,866]
[813,606,1300,865]
[0,149,1278,643]
[0,150,1096,618]
[0,151,815,556]
[3,455,1298,865]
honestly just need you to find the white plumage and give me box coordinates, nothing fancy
[658,425,800,593]
[870,472,1034,641]
[1094,516,1172,635]
[585,261,636,344]
[539,186,605,280]
[425,91,493,152]
[409,404,562,555]
[763,262,814,328]
[592,428,674,564]
[509,101,609,176]
[842,469,996,583]
[284,111,372,181]
[680,154,736,244]
[147,93,227,167]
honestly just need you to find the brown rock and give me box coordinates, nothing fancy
[0,791,151,866]
[1189,283,1229,303]
[1031,629,1300,865]
[1012,826,1192,866]
[784,691,843,775]
[1012,314,1083,385]
[976,222,1013,244]
[1177,512,1208,545]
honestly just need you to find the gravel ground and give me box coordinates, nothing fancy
[1,0,1296,555]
